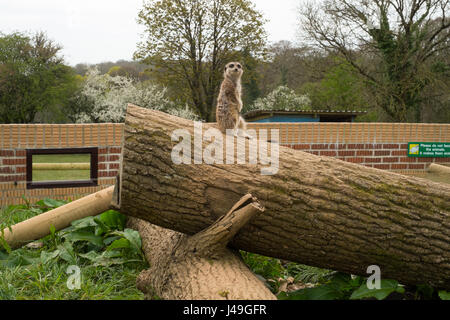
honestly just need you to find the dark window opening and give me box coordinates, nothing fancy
[26,148,98,189]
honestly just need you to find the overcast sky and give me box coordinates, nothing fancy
[0,0,301,66]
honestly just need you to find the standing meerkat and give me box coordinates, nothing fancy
[216,61,250,138]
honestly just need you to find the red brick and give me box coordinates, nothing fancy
[391,164,408,170]
[0,150,14,157]
[320,151,337,157]
[399,157,417,163]
[311,144,329,150]
[347,144,365,149]
[409,164,425,170]
[99,148,108,154]
[356,150,373,156]
[374,164,390,170]
[338,151,355,157]
[1,174,26,182]
[99,171,108,177]
[108,171,118,177]
[0,167,13,173]
[346,157,364,163]
[383,144,400,149]
[336,144,347,150]
[435,158,450,163]
[375,150,390,156]
[383,157,399,163]
[293,144,310,150]
[15,150,26,157]
[366,144,383,149]
[98,163,107,170]
[391,150,406,156]
[109,163,120,170]
[309,151,320,156]
[16,166,26,173]
[3,158,26,165]
[365,158,382,163]
[364,164,374,168]
[108,155,120,162]
[400,144,408,149]
[12,174,26,182]
[98,156,106,162]
[418,158,434,163]
[109,147,122,154]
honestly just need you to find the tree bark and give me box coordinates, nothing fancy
[119,104,450,289]
[124,195,276,300]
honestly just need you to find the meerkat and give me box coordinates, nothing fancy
[216,61,250,138]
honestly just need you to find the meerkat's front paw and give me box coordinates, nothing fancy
[237,130,253,139]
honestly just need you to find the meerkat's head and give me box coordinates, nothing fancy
[224,62,243,81]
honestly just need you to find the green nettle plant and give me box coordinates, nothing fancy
[244,86,311,113]
[0,199,147,299]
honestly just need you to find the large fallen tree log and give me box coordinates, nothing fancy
[118,104,450,289]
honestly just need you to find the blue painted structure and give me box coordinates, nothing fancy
[244,110,367,123]
[252,115,320,123]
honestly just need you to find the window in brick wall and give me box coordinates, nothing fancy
[26,148,98,189]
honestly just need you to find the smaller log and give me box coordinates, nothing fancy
[32,163,91,170]
[1,186,114,249]
[429,163,450,175]
[127,194,276,300]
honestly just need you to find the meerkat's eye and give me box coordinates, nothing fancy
[229,64,234,68]
[237,64,242,69]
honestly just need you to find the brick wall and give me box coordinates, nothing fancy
[1,122,449,207]
[0,124,123,207]
[246,122,450,175]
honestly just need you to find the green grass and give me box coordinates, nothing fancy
[33,169,90,182]
[0,200,147,300]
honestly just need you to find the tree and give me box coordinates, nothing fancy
[72,68,197,123]
[300,0,450,122]
[134,0,267,121]
[244,85,311,113]
[0,32,78,123]
[301,59,367,111]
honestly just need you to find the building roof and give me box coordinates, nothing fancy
[243,109,368,119]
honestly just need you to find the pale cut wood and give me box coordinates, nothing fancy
[2,186,114,249]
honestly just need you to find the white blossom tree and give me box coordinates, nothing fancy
[75,68,198,123]
[244,86,311,112]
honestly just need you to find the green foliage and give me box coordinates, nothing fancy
[278,272,406,301]
[349,279,405,300]
[0,31,79,123]
[240,251,333,293]
[438,291,450,300]
[301,61,366,111]
[0,200,147,299]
